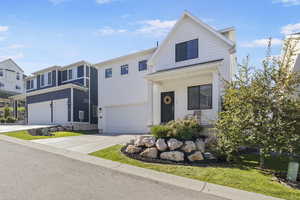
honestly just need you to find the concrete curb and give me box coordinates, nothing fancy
[0,135,283,200]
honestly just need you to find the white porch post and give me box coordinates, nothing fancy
[212,72,220,120]
[147,80,153,127]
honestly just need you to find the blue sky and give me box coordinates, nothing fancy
[0,0,300,74]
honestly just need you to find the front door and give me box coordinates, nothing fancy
[161,91,174,123]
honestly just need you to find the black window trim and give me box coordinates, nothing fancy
[138,60,148,71]
[105,68,112,79]
[120,64,129,76]
[187,84,212,110]
[175,38,199,62]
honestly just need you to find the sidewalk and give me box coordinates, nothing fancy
[0,134,282,200]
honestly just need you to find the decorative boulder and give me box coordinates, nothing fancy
[134,136,148,147]
[125,145,142,154]
[125,139,135,146]
[195,139,205,153]
[181,141,196,153]
[167,138,183,150]
[160,151,184,162]
[49,127,57,132]
[140,147,158,159]
[142,136,156,148]
[156,138,168,151]
[57,126,64,131]
[187,151,204,162]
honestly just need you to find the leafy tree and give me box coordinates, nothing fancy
[4,106,10,119]
[216,37,300,167]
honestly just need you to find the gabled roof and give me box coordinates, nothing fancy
[148,11,235,65]
[0,58,24,73]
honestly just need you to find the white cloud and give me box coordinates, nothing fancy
[96,26,127,36]
[281,23,300,35]
[241,38,283,48]
[136,19,176,37]
[0,26,8,32]
[273,0,300,6]
[96,0,113,4]
[7,44,25,49]
[0,53,24,60]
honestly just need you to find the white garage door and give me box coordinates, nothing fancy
[104,104,148,134]
[28,101,52,125]
[53,98,68,124]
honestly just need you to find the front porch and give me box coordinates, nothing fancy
[145,59,223,126]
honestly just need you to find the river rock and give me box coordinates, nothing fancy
[160,151,184,162]
[181,141,196,153]
[125,145,142,154]
[142,136,156,147]
[134,136,148,147]
[167,138,183,150]
[188,151,204,162]
[140,147,158,158]
[156,138,168,151]
[195,139,205,153]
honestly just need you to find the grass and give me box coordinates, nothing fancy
[90,145,300,200]
[3,130,83,140]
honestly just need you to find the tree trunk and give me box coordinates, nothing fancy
[259,149,265,168]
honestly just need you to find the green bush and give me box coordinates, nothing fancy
[151,118,203,140]
[0,117,5,123]
[6,117,16,123]
[151,125,171,138]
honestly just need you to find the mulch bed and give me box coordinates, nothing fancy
[120,145,227,167]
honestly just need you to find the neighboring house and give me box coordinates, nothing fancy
[96,11,236,133]
[0,58,25,96]
[13,61,98,127]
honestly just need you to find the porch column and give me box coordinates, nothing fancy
[212,72,220,120]
[147,80,153,126]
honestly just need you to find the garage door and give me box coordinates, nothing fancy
[28,101,52,125]
[104,104,148,134]
[53,98,68,124]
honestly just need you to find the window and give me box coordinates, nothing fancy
[77,65,84,78]
[16,73,20,80]
[105,68,112,78]
[40,74,45,87]
[175,39,198,62]
[0,82,4,88]
[0,69,3,77]
[27,79,35,90]
[68,69,73,80]
[62,70,68,82]
[188,84,212,110]
[138,60,147,71]
[16,85,21,90]
[120,64,128,75]
[62,69,75,82]
[47,72,52,85]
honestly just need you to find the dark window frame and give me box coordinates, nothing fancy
[40,74,45,87]
[138,60,147,71]
[16,72,20,80]
[120,64,129,75]
[175,39,199,62]
[47,72,52,85]
[105,68,112,79]
[187,84,212,110]
[0,70,3,77]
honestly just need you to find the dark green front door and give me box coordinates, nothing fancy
[161,91,174,123]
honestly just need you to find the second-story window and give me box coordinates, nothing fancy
[68,69,73,80]
[138,60,147,71]
[16,85,21,90]
[0,69,3,77]
[16,72,20,80]
[77,66,84,78]
[62,69,74,82]
[40,74,45,87]
[175,39,198,62]
[27,79,35,90]
[120,64,128,75]
[105,68,112,78]
[0,82,4,88]
[47,72,52,85]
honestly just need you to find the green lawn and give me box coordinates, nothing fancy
[90,145,300,200]
[3,130,83,140]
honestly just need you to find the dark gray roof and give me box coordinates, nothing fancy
[149,59,224,75]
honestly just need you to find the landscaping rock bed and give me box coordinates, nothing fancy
[122,135,222,165]
[27,125,73,136]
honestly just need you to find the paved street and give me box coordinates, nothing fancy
[32,133,143,154]
[0,140,226,200]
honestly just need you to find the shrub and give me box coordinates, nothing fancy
[151,118,203,140]
[151,125,171,138]
[6,117,16,123]
[0,117,5,123]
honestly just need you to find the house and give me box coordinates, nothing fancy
[12,61,98,129]
[0,58,25,119]
[0,58,25,96]
[96,11,236,133]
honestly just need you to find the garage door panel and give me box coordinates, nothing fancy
[28,101,51,125]
[105,104,148,133]
[53,98,68,124]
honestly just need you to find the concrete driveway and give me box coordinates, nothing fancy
[32,133,144,154]
[0,125,54,133]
